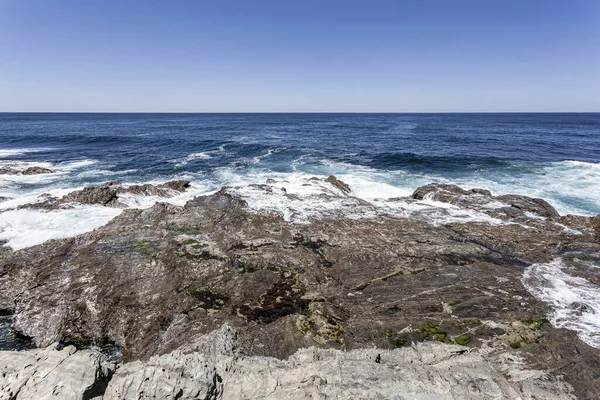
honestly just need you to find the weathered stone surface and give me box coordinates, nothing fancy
[0,182,599,397]
[21,166,54,175]
[0,166,53,175]
[62,185,120,206]
[118,180,190,197]
[412,183,492,201]
[0,344,114,400]
[0,326,575,400]
[496,194,560,219]
[17,180,191,210]
[412,182,560,219]
[101,325,575,400]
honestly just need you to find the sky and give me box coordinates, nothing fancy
[0,0,599,112]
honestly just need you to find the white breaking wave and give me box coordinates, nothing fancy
[175,152,212,166]
[1,155,599,251]
[220,172,518,227]
[0,148,54,158]
[0,159,99,196]
[522,258,600,348]
[0,180,213,250]
[0,206,122,250]
[561,160,600,170]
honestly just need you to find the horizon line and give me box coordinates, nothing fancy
[1,111,599,114]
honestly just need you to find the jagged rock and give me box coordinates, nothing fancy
[62,186,120,206]
[21,166,53,175]
[17,180,191,210]
[0,184,599,397]
[325,175,351,194]
[103,325,236,399]
[0,344,114,400]
[0,166,53,175]
[590,214,600,239]
[496,194,560,219]
[412,183,559,219]
[413,183,492,201]
[101,325,575,400]
[0,327,574,400]
[119,180,190,197]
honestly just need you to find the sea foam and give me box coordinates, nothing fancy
[522,258,600,348]
[0,206,122,250]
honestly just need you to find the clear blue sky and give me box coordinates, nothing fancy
[1,0,599,112]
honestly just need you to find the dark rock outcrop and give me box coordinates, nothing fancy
[496,194,560,219]
[22,166,53,175]
[17,180,191,210]
[0,166,54,175]
[413,183,492,201]
[325,175,351,194]
[412,182,560,219]
[62,185,120,206]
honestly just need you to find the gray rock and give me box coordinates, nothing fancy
[21,166,53,175]
[0,344,114,400]
[496,194,560,219]
[0,166,53,175]
[412,182,559,219]
[17,180,191,210]
[2,327,573,400]
[119,180,190,197]
[62,186,120,206]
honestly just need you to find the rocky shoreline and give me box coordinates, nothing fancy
[1,177,599,399]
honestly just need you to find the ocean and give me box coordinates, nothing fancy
[1,112,599,250]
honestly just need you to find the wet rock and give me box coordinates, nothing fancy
[592,214,600,239]
[21,166,53,175]
[325,175,351,194]
[412,183,492,201]
[17,180,191,210]
[119,180,190,197]
[0,166,53,175]
[62,185,120,206]
[412,183,559,219]
[496,194,560,219]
